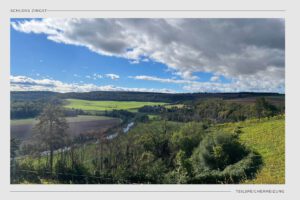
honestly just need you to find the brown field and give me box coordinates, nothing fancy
[11,118,121,141]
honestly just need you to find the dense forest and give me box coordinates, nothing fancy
[140,98,283,123]
[10,91,285,184]
[11,91,284,103]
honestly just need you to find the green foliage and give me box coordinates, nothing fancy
[137,156,167,183]
[104,109,135,123]
[33,104,69,150]
[161,98,283,123]
[138,105,166,113]
[134,113,149,123]
[33,104,69,172]
[55,157,91,184]
[12,161,43,184]
[190,152,262,184]
[136,121,172,160]
[191,133,249,172]
[190,133,262,183]
[165,150,192,183]
[11,95,64,119]
[12,91,284,104]
[10,138,20,159]
[255,97,279,118]
[12,98,283,184]
[171,122,207,156]
[14,118,266,184]
[11,100,46,119]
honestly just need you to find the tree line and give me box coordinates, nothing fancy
[139,98,283,123]
[12,91,284,104]
[11,99,85,119]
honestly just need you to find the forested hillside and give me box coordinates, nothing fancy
[10,92,285,184]
[11,91,284,103]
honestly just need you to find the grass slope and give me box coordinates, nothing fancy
[64,99,167,111]
[217,115,285,184]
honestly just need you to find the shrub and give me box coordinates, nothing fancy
[190,132,262,183]
[171,122,207,156]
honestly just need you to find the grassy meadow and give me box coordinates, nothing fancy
[216,115,285,184]
[64,99,167,112]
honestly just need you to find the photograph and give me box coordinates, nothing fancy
[10,18,285,184]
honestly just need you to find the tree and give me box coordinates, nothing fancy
[11,138,20,159]
[11,138,20,182]
[33,104,69,173]
[171,122,206,157]
[255,97,278,119]
[139,124,171,160]
[172,150,191,183]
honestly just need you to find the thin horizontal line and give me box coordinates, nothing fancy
[47,9,286,12]
[11,190,232,193]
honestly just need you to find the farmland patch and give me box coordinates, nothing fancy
[64,99,168,111]
[11,115,120,140]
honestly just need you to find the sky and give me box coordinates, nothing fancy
[10,18,285,93]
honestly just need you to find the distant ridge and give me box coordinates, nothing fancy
[11,91,284,103]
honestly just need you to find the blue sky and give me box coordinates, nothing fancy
[10,18,285,93]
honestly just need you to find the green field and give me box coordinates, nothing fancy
[11,115,114,126]
[64,99,168,111]
[164,104,184,109]
[216,115,285,184]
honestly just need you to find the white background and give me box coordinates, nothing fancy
[0,0,299,199]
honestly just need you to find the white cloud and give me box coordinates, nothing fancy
[210,76,220,82]
[105,73,120,80]
[85,73,103,80]
[130,74,284,93]
[10,75,174,93]
[82,73,102,79]
[10,74,284,94]
[131,75,195,84]
[93,73,102,79]
[183,73,285,93]
[11,18,285,92]
[129,60,139,64]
